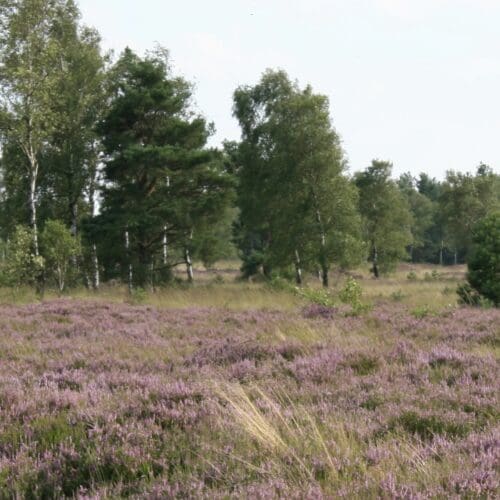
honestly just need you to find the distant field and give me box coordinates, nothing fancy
[0,264,498,497]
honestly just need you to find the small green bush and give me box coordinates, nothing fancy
[390,289,405,302]
[411,305,433,319]
[406,271,417,281]
[339,277,362,305]
[128,287,148,304]
[296,286,335,307]
[339,277,371,315]
[423,269,440,282]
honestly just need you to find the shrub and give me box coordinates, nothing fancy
[339,277,362,305]
[339,277,371,315]
[296,286,335,307]
[0,225,45,289]
[406,271,417,281]
[390,289,405,302]
[41,220,81,293]
[424,269,440,282]
[465,213,499,306]
[411,305,433,319]
[457,283,483,306]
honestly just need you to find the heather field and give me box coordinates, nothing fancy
[0,266,499,498]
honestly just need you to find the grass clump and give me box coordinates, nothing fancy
[393,412,470,440]
[214,382,362,486]
[349,355,380,376]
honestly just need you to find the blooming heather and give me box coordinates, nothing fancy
[0,299,498,497]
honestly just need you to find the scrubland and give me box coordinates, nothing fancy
[0,264,498,498]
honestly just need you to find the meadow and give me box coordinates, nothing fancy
[0,264,498,498]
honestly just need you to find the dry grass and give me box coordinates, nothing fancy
[0,262,466,313]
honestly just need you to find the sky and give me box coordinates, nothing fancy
[78,0,500,179]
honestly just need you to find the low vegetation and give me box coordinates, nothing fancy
[0,265,498,498]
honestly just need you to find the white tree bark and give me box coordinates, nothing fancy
[163,226,168,265]
[125,230,133,292]
[185,247,194,283]
[294,249,303,285]
[92,243,99,290]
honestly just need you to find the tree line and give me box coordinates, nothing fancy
[0,0,498,293]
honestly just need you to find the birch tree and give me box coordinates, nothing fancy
[233,70,362,286]
[0,0,68,255]
[355,160,412,277]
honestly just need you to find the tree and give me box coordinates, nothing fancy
[465,212,499,305]
[398,172,435,262]
[439,166,500,263]
[42,10,107,238]
[233,70,362,286]
[0,0,78,255]
[41,219,80,292]
[96,48,234,287]
[233,70,294,279]
[0,224,44,289]
[355,160,412,277]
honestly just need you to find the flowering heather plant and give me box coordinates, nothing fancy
[0,298,498,497]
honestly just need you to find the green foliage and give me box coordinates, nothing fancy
[233,70,362,286]
[339,276,362,306]
[349,355,379,375]
[439,167,500,262]
[456,283,482,306]
[394,412,470,440]
[95,48,234,287]
[355,161,413,277]
[398,172,436,260]
[127,287,148,305]
[406,271,418,281]
[295,286,335,307]
[390,290,405,302]
[423,269,440,282]
[465,213,500,306]
[339,276,371,315]
[411,305,434,319]
[41,220,80,292]
[0,226,44,288]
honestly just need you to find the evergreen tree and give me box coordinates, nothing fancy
[96,48,234,287]
[465,212,500,305]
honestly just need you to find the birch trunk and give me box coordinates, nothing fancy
[70,202,78,237]
[92,243,99,290]
[125,230,133,292]
[316,208,329,288]
[185,248,194,283]
[89,154,100,289]
[28,167,39,256]
[294,249,302,285]
[163,226,168,265]
[439,240,444,266]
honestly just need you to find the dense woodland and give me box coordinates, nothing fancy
[0,0,499,293]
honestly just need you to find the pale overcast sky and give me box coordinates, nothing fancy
[78,0,500,179]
